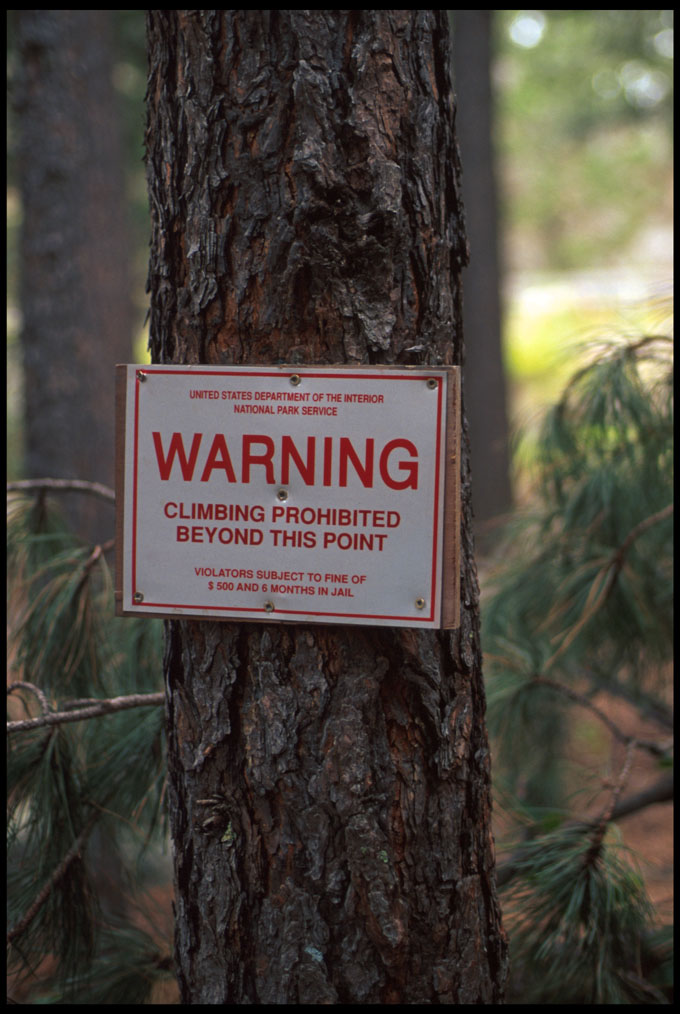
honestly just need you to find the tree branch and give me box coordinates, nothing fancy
[71,540,116,596]
[544,503,673,673]
[7,816,97,945]
[7,681,50,718]
[530,676,672,758]
[496,770,674,889]
[616,502,674,561]
[583,738,636,867]
[607,768,673,821]
[588,670,673,731]
[6,692,165,734]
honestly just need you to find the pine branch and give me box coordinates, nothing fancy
[608,769,673,820]
[6,693,165,734]
[583,739,635,868]
[590,671,673,731]
[7,681,50,718]
[529,676,672,758]
[543,503,673,673]
[7,478,115,503]
[7,815,97,945]
[557,334,672,397]
[496,770,674,888]
[73,541,116,596]
[616,502,674,559]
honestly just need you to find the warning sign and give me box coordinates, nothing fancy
[115,364,459,628]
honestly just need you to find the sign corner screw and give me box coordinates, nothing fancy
[133,591,144,603]
[415,597,426,610]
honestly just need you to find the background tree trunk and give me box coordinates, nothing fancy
[146,10,507,1003]
[14,9,133,544]
[451,11,513,544]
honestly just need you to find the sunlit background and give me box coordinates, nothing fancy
[497,10,672,416]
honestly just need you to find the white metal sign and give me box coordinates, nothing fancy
[116,364,459,628]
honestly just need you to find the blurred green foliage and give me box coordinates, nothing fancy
[495,10,673,445]
[483,332,673,1003]
[496,10,673,272]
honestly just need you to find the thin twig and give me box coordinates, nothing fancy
[583,739,636,867]
[530,676,671,757]
[606,769,673,821]
[7,816,98,945]
[616,502,674,559]
[556,334,673,405]
[72,539,115,596]
[6,692,165,734]
[495,769,673,889]
[7,682,50,717]
[544,503,673,673]
[7,478,115,503]
[84,540,116,565]
[591,670,673,731]
[60,696,112,710]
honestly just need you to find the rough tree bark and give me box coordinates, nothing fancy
[145,10,507,1003]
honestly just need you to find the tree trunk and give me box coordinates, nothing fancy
[451,11,513,542]
[14,10,134,545]
[145,10,507,1003]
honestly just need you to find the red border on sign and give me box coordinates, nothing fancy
[129,367,446,624]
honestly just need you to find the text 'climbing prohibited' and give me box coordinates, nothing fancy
[115,364,460,628]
